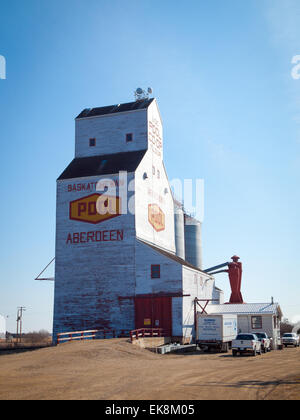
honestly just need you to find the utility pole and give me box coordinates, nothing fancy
[16,307,26,343]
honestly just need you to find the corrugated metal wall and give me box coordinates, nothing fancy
[174,201,185,260]
[184,215,202,270]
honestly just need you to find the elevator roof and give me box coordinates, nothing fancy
[76,98,154,119]
[57,149,147,180]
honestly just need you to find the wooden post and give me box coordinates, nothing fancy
[194,299,198,343]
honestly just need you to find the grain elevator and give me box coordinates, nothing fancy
[53,97,222,343]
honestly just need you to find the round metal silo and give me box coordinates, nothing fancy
[184,214,202,270]
[174,200,185,260]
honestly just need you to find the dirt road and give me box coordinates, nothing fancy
[0,339,299,400]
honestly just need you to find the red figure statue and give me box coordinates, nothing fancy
[228,255,243,304]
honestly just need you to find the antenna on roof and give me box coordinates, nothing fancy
[134,87,153,101]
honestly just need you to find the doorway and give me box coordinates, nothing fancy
[134,296,172,336]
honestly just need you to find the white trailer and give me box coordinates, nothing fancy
[196,313,238,352]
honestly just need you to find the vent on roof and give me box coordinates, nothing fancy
[134,87,153,101]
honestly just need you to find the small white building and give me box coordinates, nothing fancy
[0,315,6,340]
[207,303,283,348]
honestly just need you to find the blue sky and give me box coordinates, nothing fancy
[0,0,299,332]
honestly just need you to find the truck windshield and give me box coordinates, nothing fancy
[236,334,254,340]
[283,334,293,337]
[255,333,267,339]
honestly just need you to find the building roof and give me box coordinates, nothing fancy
[76,98,155,119]
[137,238,211,275]
[207,303,283,317]
[57,150,147,180]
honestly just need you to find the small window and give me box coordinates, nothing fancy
[251,316,262,329]
[151,265,160,279]
[89,138,96,147]
[126,133,133,142]
[157,169,160,179]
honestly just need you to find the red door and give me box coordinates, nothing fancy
[134,296,172,336]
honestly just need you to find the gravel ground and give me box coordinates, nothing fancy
[0,338,299,400]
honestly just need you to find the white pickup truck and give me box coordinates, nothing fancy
[255,332,272,353]
[232,333,262,357]
[282,333,300,347]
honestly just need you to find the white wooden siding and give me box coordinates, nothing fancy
[54,98,219,342]
[53,173,137,339]
[182,267,216,342]
[237,314,280,346]
[75,110,148,158]
[135,241,182,296]
[135,100,175,253]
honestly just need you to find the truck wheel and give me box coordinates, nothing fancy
[232,350,237,357]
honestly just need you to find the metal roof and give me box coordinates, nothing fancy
[137,238,211,275]
[57,150,147,180]
[207,303,282,317]
[76,98,154,119]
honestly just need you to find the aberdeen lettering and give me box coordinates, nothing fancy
[66,229,124,244]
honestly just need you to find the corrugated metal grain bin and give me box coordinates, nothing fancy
[174,200,185,260]
[184,215,202,270]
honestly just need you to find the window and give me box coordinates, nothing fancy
[151,265,160,279]
[89,138,96,147]
[126,133,133,142]
[251,316,262,329]
[236,334,256,341]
